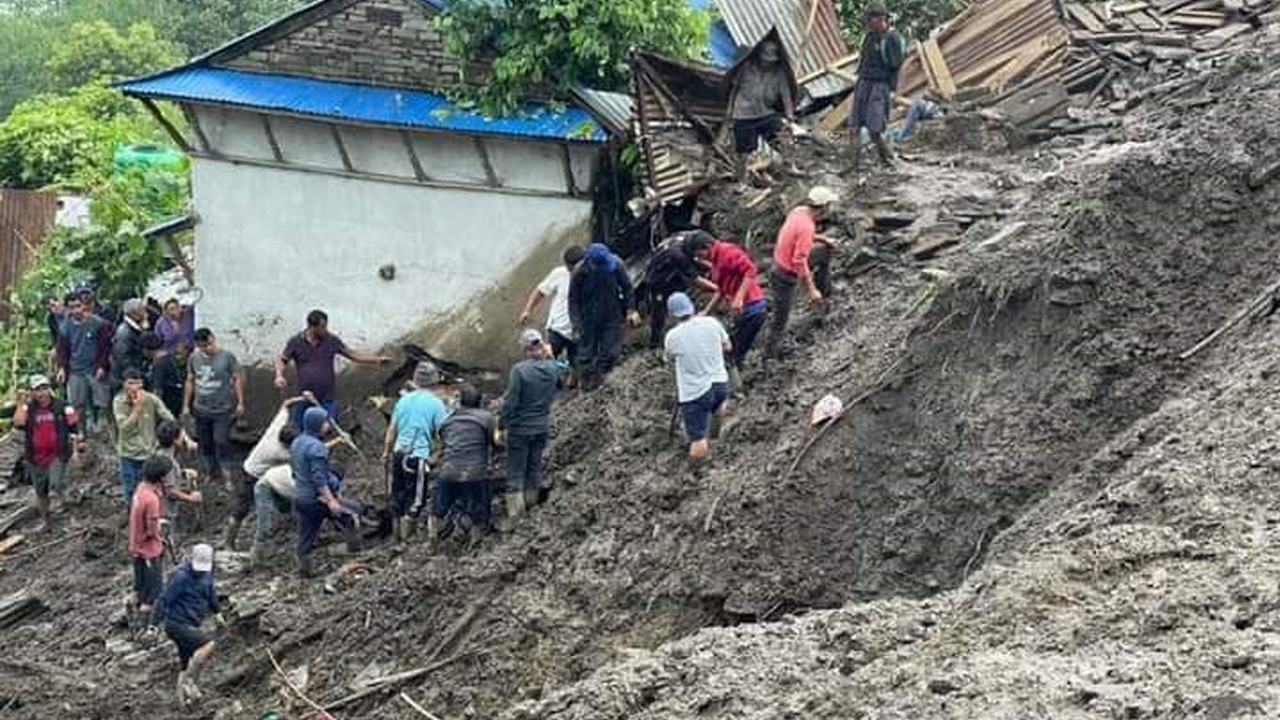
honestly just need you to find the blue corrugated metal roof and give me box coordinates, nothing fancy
[120,67,607,143]
[708,19,740,67]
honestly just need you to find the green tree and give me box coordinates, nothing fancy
[835,0,966,45]
[46,20,182,89]
[0,84,165,189]
[159,0,304,57]
[439,0,711,115]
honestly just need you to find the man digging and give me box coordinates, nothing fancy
[155,542,223,706]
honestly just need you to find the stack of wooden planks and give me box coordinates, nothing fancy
[819,0,1277,133]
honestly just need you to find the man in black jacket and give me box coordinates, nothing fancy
[13,375,80,531]
[569,243,639,391]
[639,231,706,348]
[849,2,906,171]
[111,298,151,393]
[500,330,560,522]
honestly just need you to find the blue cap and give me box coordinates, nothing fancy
[667,292,695,318]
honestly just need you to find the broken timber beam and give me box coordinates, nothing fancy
[1179,278,1280,360]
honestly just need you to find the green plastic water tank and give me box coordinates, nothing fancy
[113,144,185,174]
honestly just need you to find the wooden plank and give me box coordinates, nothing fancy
[472,137,501,187]
[0,534,24,555]
[139,98,193,153]
[921,37,958,98]
[1112,1,1152,13]
[1066,3,1110,32]
[1168,14,1226,26]
[260,114,284,162]
[399,130,429,182]
[910,235,960,259]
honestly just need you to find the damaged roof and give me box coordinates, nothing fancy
[120,67,608,143]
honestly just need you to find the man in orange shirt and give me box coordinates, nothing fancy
[765,187,839,361]
[128,455,172,633]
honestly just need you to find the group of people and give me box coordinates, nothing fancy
[729,2,908,172]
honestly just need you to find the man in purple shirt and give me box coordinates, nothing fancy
[155,298,195,356]
[274,309,391,428]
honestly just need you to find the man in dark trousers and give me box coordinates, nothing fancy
[500,329,560,522]
[569,243,638,391]
[381,361,448,543]
[110,298,151,393]
[684,235,769,393]
[185,328,245,502]
[849,2,906,171]
[154,542,222,706]
[766,187,839,362]
[639,231,705,348]
[13,374,80,531]
[431,384,499,546]
[55,292,111,432]
[275,309,392,429]
[731,39,795,160]
[291,406,361,577]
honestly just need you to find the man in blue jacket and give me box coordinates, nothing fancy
[155,542,221,706]
[849,2,906,171]
[568,243,639,391]
[291,406,361,577]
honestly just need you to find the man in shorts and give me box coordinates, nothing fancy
[663,293,731,460]
[155,542,222,706]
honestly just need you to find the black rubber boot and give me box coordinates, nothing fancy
[873,132,895,167]
[297,554,315,578]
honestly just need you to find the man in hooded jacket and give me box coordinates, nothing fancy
[568,243,639,391]
[290,406,360,577]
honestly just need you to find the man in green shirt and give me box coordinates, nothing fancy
[114,368,176,504]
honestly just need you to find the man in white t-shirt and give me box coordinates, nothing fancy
[520,246,585,380]
[663,292,732,460]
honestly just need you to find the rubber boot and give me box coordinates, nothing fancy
[424,515,439,553]
[498,491,525,532]
[727,364,743,398]
[523,489,540,511]
[35,495,50,533]
[846,135,863,176]
[341,524,363,554]
[395,516,415,542]
[297,553,315,578]
[222,517,241,551]
[872,132,895,168]
[248,541,265,571]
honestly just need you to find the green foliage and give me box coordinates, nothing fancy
[46,21,182,90]
[439,0,711,116]
[0,84,166,189]
[835,0,966,45]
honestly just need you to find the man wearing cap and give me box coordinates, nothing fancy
[684,235,768,392]
[115,369,177,504]
[275,309,393,430]
[55,292,111,432]
[520,245,585,376]
[664,293,732,460]
[110,298,151,394]
[154,542,221,705]
[766,188,839,362]
[128,455,171,632]
[569,243,639,391]
[382,361,448,542]
[849,2,906,171]
[13,374,80,531]
[500,329,561,520]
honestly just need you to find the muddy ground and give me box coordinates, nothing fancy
[3,28,1280,720]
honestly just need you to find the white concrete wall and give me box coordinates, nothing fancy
[185,106,600,369]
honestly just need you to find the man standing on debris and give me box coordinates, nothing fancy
[115,369,177,504]
[520,245,585,381]
[275,309,393,429]
[110,298,151,393]
[431,384,499,545]
[849,2,906,171]
[128,455,171,631]
[731,39,795,159]
[500,329,560,520]
[664,293,731,460]
[569,243,638,391]
[382,361,448,542]
[639,231,706,348]
[685,235,768,393]
[292,406,361,577]
[766,187,839,362]
[235,395,313,563]
[55,292,111,432]
[155,542,222,706]
[146,331,184,420]
[13,374,80,531]
[184,329,244,496]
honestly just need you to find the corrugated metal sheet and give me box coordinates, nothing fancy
[0,190,56,322]
[120,67,609,143]
[713,0,852,98]
[571,88,635,137]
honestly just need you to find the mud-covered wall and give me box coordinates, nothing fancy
[187,114,598,374]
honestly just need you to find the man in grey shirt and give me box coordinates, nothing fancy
[184,328,244,500]
[55,293,111,431]
[732,39,795,156]
[500,329,561,521]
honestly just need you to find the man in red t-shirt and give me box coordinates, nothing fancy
[13,374,80,531]
[684,235,768,393]
[766,187,839,361]
[128,456,171,630]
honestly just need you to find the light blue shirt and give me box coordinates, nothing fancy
[393,390,447,458]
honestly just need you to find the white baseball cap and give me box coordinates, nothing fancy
[191,543,214,572]
[806,186,840,207]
